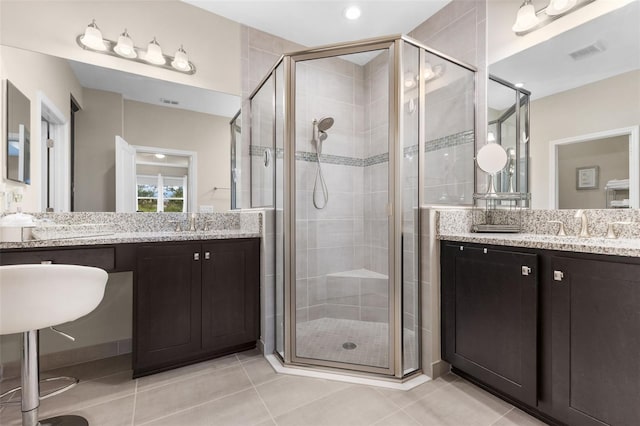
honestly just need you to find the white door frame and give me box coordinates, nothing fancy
[549,126,640,209]
[38,91,70,212]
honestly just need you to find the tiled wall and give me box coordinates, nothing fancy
[409,0,487,379]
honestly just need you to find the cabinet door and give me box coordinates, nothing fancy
[135,243,202,372]
[551,256,640,426]
[442,243,538,406]
[201,239,260,351]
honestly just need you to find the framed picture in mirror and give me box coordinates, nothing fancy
[576,166,599,190]
[5,80,31,184]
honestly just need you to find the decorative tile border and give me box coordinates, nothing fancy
[249,129,474,167]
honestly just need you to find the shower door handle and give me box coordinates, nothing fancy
[264,148,272,167]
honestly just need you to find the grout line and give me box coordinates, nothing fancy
[130,379,138,426]
[370,409,406,426]
[135,385,256,426]
[489,407,515,426]
[238,359,278,425]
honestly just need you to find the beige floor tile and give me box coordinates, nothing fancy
[0,371,135,425]
[403,379,513,426]
[141,388,271,426]
[66,395,135,426]
[492,408,549,426]
[133,365,252,425]
[274,385,398,426]
[236,347,263,363]
[255,375,350,417]
[373,410,421,426]
[241,357,282,386]
[375,373,458,408]
[136,354,239,391]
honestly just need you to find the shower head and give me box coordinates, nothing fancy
[316,117,334,132]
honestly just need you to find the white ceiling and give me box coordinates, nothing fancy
[489,1,640,106]
[183,0,451,48]
[69,60,241,117]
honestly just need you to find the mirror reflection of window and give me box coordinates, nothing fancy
[136,174,187,212]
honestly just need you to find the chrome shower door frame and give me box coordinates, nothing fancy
[284,38,398,376]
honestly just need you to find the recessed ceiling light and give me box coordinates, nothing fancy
[344,6,361,20]
[515,82,525,88]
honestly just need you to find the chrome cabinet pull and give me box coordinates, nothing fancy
[483,248,488,254]
[553,270,564,281]
[205,252,211,260]
[521,266,532,276]
[194,253,200,261]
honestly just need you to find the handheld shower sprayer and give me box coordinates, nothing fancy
[311,117,334,209]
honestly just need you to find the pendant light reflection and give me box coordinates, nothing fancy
[76,20,195,74]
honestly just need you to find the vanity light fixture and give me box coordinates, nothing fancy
[76,19,196,74]
[512,0,595,36]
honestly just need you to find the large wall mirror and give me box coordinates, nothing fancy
[5,80,31,184]
[488,0,640,209]
[0,44,240,213]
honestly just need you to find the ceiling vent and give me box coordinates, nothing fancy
[160,98,179,105]
[569,41,606,61]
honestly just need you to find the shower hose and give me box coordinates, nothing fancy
[313,153,329,209]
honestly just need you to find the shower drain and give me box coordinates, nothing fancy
[342,342,357,350]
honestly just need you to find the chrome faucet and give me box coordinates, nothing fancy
[188,212,197,232]
[574,209,590,238]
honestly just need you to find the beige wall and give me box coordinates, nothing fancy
[74,89,124,212]
[530,70,640,208]
[0,0,241,96]
[0,45,83,211]
[558,136,629,209]
[123,100,231,211]
[74,90,230,212]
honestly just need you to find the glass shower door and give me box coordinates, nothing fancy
[291,48,393,373]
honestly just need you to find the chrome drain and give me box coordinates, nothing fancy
[342,342,357,350]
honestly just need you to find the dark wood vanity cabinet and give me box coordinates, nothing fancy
[134,238,260,377]
[441,243,538,407]
[550,256,640,426]
[441,241,640,426]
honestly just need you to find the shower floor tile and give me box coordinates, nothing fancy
[295,318,416,369]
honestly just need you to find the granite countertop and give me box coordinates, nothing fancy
[439,232,640,258]
[0,229,261,250]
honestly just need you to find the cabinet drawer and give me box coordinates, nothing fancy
[0,247,116,271]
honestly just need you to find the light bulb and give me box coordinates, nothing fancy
[114,29,137,59]
[404,71,416,88]
[144,37,165,65]
[424,63,435,80]
[344,6,361,20]
[79,19,107,51]
[546,0,577,15]
[155,153,166,159]
[512,1,540,33]
[171,45,191,71]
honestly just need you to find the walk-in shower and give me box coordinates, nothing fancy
[248,35,476,379]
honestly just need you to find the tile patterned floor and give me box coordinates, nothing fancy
[296,318,418,370]
[0,350,548,426]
